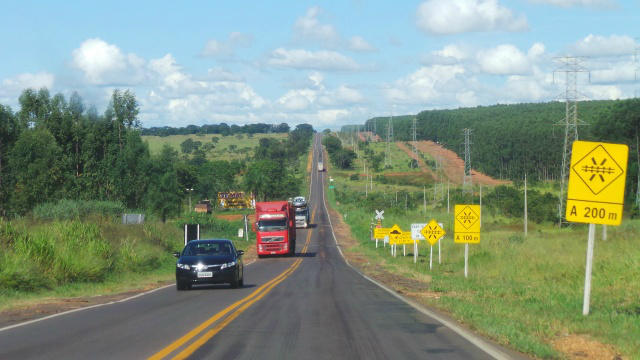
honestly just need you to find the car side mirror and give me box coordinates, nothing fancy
[237,250,244,256]
[173,252,181,258]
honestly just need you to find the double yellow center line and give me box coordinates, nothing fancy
[149,209,316,360]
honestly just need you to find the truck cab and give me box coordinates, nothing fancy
[254,201,296,257]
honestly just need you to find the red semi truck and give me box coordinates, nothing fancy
[254,201,297,257]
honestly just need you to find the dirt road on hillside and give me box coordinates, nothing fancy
[397,141,509,186]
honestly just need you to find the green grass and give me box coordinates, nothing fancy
[143,133,288,160]
[0,216,255,309]
[327,180,640,359]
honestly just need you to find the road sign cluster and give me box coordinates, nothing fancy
[366,140,629,316]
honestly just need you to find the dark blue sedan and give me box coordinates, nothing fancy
[173,239,244,290]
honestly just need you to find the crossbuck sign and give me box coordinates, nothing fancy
[375,210,384,221]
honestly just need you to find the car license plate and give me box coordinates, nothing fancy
[197,271,213,278]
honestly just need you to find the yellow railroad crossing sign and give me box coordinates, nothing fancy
[454,204,481,243]
[374,227,390,239]
[388,224,403,244]
[421,219,446,246]
[566,141,628,225]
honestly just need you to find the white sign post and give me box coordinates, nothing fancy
[438,222,443,264]
[411,223,427,264]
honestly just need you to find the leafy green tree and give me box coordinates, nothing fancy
[332,148,357,169]
[146,145,182,222]
[243,159,300,201]
[8,128,63,214]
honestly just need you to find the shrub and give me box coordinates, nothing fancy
[32,200,125,221]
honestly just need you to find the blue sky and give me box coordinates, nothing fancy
[1,0,639,130]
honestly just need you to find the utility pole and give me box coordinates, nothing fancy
[554,56,589,226]
[462,128,473,197]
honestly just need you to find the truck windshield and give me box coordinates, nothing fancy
[295,209,307,216]
[258,219,287,231]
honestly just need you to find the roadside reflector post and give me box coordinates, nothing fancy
[413,241,418,264]
[583,223,596,315]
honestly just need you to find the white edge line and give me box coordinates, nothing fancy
[320,173,512,360]
[0,283,174,333]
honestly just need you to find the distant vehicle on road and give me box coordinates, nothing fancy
[174,239,244,290]
[318,161,324,172]
[292,196,310,228]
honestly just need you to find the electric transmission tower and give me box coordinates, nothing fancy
[385,115,394,167]
[553,56,590,226]
[411,118,418,168]
[462,128,473,196]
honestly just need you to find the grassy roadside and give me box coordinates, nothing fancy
[0,215,253,312]
[326,180,640,359]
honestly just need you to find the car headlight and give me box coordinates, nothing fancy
[221,261,237,270]
[177,263,191,270]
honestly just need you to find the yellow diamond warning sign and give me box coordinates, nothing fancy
[388,224,403,245]
[420,219,446,246]
[455,204,481,244]
[566,141,628,226]
[455,205,480,232]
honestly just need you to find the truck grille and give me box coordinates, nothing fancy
[264,243,285,251]
[261,236,285,243]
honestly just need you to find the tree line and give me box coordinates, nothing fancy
[142,122,291,137]
[0,88,314,219]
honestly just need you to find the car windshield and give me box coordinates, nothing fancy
[258,219,287,231]
[183,242,233,256]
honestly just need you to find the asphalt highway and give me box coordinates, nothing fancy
[0,134,525,360]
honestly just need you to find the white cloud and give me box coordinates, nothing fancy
[1,72,54,92]
[266,48,362,71]
[477,44,531,75]
[422,45,468,64]
[384,64,468,104]
[416,0,529,35]
[0,72,55,107]
[294,7,341,47]
[293,7,375,52]
[531,0,617,9]
[585,85,623,99]
[349,36,376,52]
[590,62,636,83]
[567,34,636,57]
[200,32,253,58]
[71,38,145,85]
